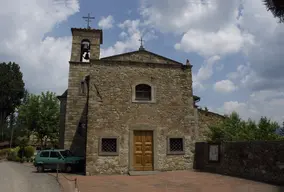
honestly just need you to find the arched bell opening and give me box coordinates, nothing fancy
[80,39,91,62]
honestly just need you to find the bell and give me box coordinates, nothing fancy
[84,52,90,60]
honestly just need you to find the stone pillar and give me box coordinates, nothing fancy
[58,97,67,148]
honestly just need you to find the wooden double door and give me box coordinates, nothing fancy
[133,131,153,171]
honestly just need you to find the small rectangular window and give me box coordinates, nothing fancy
[80,81,85,95]
[40,151,50,157]
[99,137,119,156]
[167,137,185,155]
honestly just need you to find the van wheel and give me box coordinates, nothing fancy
[65,165,72,173]
[37,165,44,173]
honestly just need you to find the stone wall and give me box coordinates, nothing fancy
[58,96,66,149]
[64,63,89,156]
[86,59,195,175]
[196,109,225,141]
[194,141,284,185]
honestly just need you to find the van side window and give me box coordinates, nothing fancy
[40,151,50,157]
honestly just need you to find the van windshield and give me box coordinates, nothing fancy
[60,150,73,157]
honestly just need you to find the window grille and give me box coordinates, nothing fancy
[101,138,117,153]
[167,137,185,155]
[169,138,184,152]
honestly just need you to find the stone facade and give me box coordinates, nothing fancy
[86,59,195,175]
[194,141,284,185]
[58,27,225,175]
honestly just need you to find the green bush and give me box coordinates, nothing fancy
[11,146,20,154]
[24,146,35,158]
[0,148,11,158]
[7,150,17,161]
[21,157,26,163]
[15,156,21,162]
[18,147,25,158]
[6,147,21,161]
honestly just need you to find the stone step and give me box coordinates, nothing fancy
[128,171,160,176]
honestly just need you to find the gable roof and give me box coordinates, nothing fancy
[100,49,183,65]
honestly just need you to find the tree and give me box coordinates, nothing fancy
[0,62,25,141]
[256,116,279,140]
[278,126,284,136]
[9,90,31,146]
[206,111,282,142]
[17,91,60,148]
[263,0,284,23]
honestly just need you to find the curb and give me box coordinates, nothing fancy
[48,173,65,192]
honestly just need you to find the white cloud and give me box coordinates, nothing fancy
[0,0,79,94]
[140,0,254,56]
[100,20,141,57]
[175,25,254,56]
[192,55,220,91]
[227,63,250,81]
[140,0,240,34]
[100,19,156,58]
[218,90,284,123]
[214,80,237,93]
[98,15,115,29]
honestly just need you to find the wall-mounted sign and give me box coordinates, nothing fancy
[209,144,219,162]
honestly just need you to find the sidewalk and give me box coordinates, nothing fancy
[22,162,282,192]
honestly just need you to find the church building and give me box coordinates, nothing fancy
[57,21,224,175]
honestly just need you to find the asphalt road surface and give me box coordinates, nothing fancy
[0,161,60,192]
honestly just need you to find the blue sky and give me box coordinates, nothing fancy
[0,0,284,123]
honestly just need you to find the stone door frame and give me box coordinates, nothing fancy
[129,124,158,171]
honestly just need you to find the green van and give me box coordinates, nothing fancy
[33,149,84,173]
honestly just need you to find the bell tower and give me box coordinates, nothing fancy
[64,14,103,157]
[70,28,103,62]
[70,13,103,62]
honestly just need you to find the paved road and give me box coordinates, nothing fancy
[0,161,60,192]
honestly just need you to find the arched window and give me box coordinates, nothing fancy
[80,39,91,62]
[135,84,151,101]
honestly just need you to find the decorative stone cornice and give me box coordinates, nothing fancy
[91,59,192,70]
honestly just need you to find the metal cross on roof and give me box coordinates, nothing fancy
[139,36,145,50]
[82,13,95,29]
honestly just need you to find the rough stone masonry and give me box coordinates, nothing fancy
[57,27,224,175]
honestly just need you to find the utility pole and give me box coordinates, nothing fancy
[9,112,14,148]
